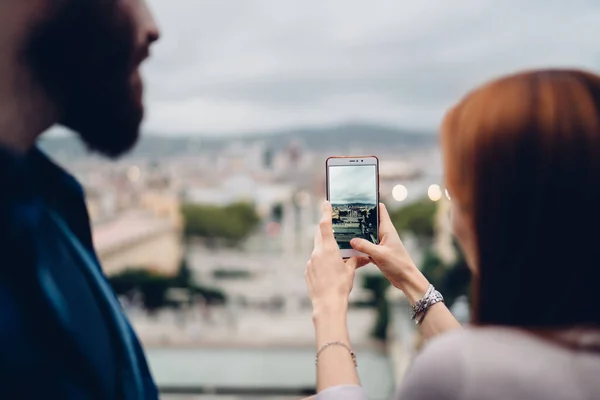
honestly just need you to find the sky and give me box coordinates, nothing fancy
[53,0,600,137]
[329,165,377,204]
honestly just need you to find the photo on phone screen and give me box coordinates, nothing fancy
[327,158,379,253]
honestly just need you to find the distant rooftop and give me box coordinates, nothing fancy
[93,210,175,256]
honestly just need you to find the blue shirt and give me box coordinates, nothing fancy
[0,146,157,399]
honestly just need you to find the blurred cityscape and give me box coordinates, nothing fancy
[1,0,592,396]
[40,123,466,400]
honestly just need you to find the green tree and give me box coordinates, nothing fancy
[227,202,261,228]
[108,269,172,312]
[438,245,471,308]
[362,274,391,342]
[108,265,229,311]
[108,269,147,297]
[141,274,171,312]
[213,269,252,280]
[420,249,446,288]
[388,198,436,238]
[173,258,193,288]
[181,202,261,246]
[192,285,227,305]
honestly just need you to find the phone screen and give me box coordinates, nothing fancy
[328,163,379,250]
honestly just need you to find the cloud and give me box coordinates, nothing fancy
[142,0,600,135]
[329,165,377,204]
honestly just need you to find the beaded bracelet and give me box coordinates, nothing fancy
[315,341,357,367]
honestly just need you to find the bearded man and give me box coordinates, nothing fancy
[0,0,161,398]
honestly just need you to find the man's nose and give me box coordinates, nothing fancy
[141,1,160,45]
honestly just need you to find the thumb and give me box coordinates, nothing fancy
[350,238,381,258]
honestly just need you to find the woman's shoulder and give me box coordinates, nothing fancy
[419,326,571,366]
[423,325,554,352]
[399,327,600,400]
[396,327,557,400]
[414,326,497,360]
[395,329,469,400]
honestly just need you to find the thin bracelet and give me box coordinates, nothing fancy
[315,341,357,367]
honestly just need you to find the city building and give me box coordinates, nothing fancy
[93,209,183,276]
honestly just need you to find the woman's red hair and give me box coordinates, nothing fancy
[442,69,600,328]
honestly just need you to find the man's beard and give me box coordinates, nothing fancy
[24,0,143,158]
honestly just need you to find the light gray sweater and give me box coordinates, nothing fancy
[317,327,600,400]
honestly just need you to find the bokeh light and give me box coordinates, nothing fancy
[428,184,442,201]
[127,166,141,182]
[392,184,408,202]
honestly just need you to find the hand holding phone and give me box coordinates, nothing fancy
[326,156,380,258]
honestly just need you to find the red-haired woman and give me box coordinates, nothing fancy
[306,69,600,400]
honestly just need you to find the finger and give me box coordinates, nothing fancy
[345,256,360,270]
[350,238,382,258]
[319,201,336,244]
[346,256,371,270]
[356,256,371,269]
[378,203,395,233]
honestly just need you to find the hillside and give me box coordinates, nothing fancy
[39,122,436,160]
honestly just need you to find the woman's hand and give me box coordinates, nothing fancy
[306,202,365,392]
[352,203,462,338]
[305,202,369,313]
[350,203,430,304]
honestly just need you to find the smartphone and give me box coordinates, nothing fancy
[326,156,380,258]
